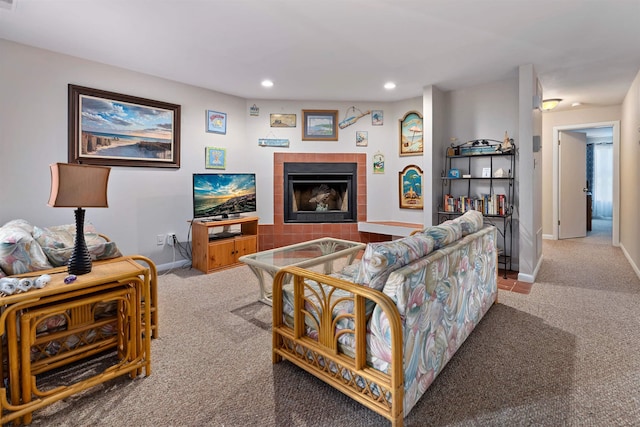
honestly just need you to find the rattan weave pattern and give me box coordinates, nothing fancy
[276,335,394,412]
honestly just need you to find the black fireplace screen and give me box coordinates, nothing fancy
[284,162,357,223]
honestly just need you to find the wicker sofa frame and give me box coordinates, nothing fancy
[272,221,498,427]
[272,267,405,424]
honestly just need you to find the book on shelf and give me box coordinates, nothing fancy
[442,193,507,216]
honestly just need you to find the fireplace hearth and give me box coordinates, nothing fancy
[284,162,357,223]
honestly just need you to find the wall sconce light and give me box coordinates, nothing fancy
[48,163,111,275]
[541,98,562,111]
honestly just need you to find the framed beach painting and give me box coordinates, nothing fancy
[399,164,423,209]
[302,110,338,141]
[68,84,181,168]
[399,110,423,157]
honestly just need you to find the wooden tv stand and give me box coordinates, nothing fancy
[191,216,259,273]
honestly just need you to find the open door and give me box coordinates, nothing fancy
[559,130,587,239]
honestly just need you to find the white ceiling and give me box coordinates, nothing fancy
[1,0,639,110]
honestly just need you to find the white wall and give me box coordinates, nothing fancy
[0,39,427,268]
[0,40,246,267]
[619,69,640,276]
[516,64,543,282]
[243,97,424,225]
[0,39,556,278]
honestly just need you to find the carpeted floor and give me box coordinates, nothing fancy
[30,224,640,426]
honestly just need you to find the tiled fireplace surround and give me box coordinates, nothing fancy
[257,153,389,250]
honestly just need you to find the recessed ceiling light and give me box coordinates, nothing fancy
[261,80,274,88]
[571,102,582,107]
[384,82,396,90]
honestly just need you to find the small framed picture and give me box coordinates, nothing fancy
[373,152,385,174]
[205,147,226,169]
[206,110,227,134]
[270,113,296,127]
[482,167,491,178]
[302,110,338,141]
[356,131,368,146]
[372,110,383,126]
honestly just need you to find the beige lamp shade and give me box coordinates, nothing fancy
[48,163,110,208]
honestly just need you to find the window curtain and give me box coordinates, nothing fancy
[592,143,613,218]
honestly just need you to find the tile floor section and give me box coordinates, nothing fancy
[498,270,533,294]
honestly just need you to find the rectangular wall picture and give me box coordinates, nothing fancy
[372,110,383,126]
[302,110,338,141]
[373,152,385,174]
[68,84,181,168]
[270,113,296,127]
[206,110,227,134]
[205,147,226,169]
[356,131,368,146]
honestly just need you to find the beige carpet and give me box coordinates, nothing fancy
[30,227,640,426]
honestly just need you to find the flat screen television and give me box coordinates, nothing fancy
[192,173,257,220]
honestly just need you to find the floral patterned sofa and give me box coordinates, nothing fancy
[0,219,158,382]
[272,210,498,427]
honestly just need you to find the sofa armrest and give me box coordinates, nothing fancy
[98,233,112,242]
[272,266,405,420]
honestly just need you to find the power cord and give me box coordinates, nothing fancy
[174,222,193,269]
[160,239,177,277]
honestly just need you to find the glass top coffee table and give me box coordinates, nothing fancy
[239,237,365,306]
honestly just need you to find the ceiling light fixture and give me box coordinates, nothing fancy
[541,98,562,111]
[384,82,396,90]
[571,102,582,107]
[261,80,274,88]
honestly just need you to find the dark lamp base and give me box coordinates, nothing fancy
[68,207,92,276]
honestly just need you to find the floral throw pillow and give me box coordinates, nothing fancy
[33,224,122,267]
[0,224,53,275]
[353,233,436,291]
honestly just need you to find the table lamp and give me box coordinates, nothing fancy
[48,163,111,275]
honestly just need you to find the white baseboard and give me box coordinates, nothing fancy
[156,259,191,273]
[619,242,640,281]
[542,234,554,240]
[517,254,543,283]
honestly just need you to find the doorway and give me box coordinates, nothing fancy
[552,121,620,246]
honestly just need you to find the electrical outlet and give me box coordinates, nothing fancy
[167,233,176,246]
[156,234,165,246]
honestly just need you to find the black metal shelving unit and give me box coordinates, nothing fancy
[438,146,516,277]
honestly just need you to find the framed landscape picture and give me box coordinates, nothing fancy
[399,110,423,156]
[68,84,181,168]
[399,164,423,209]
[302,109,338,141]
